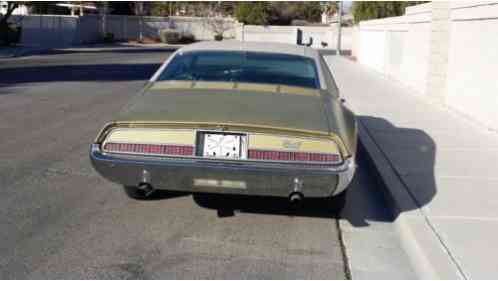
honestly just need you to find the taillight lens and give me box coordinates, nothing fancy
[103,143,194,156]
[248,149,341,164]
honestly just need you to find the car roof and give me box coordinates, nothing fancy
[179,40,319,59]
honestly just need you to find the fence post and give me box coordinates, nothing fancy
[241,23,245,41]
[425,1,451,103]
[336,1,343,55]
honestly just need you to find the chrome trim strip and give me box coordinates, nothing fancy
[333,157,356,195]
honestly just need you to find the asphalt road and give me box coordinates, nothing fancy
[0,47,395,279]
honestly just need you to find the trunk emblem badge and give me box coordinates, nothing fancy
[282,140,302,150]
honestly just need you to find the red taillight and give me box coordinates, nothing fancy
[103,143,194,156]
[248,149,340,164]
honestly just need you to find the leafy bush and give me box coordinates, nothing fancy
[102,32,114,43]
[235,2,270,25]
[159,29,181,44]
[179,33,196,44]
[0,23,22,46]
[269,2,322,25]
[352,1,427,24]
[214,34,223,41]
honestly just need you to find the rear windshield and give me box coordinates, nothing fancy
[158,51,320,89]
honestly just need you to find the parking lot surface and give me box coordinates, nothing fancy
[0,48,409,279]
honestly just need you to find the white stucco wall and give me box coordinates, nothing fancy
[10,15,237,46]
[401,22,431,96]
[354,8,431,96]
[238,25,352,51]
[446,2,498,131]
[357,30,387,73]
[354,1,498,130]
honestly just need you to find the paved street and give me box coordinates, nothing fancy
[0,48,410,279]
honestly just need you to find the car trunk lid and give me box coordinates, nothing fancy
[114,81,331,134]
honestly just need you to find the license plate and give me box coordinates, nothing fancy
[202,132,243,159]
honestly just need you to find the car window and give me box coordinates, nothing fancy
[158,51,320,89]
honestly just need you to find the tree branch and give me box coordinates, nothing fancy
[1,2,20,25]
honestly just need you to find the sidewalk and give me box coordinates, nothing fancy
[326,56,498,279]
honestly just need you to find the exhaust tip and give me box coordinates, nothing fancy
[138,183,155,197]
[289,192,303,204]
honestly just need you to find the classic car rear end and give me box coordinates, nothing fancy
[90,41,357,203]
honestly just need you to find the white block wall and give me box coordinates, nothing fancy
[355,8,432,97]
[446,2,498,131]
[238,25,352,51]
[354,1,498,131]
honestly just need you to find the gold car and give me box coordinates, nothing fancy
[90,41,357,204]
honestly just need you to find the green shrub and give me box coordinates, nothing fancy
[0,23,22,46]
[351,2,427,24]
[235,2,270,25]
[102,32,114,43]
[214,34,223,41]
[179,33,196,44]
[159,29,181,44]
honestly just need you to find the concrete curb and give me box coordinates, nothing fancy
[357,121,464,279]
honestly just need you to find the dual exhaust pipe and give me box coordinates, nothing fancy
[137,182,304,204]
[289,192,303,204]
[138,183,155,197]
[137,172,304,204]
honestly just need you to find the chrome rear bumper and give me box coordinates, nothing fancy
[89,144,355,198]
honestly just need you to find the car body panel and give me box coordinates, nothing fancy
[90,144,354,198]
[115,86,331,134]
[90,41,357,198]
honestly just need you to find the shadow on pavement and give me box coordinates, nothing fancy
[192,116,436,223]
[34,46,179,56]
[0,63,162,90]
[192,193,345,218]
[123,186,190,201]
[340,116,436,227]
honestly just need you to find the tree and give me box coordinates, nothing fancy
[235,2,270,25]
[269,2,323,25]
[351,1,426,24]
[109,2,134,15]
[0,1,31,45]
[235,2,326,26]
[322,1,338,17]
[0,2,20,26]
[151,2,173,17]
[205,17,233,40]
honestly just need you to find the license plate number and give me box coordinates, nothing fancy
[202,133,242,159]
